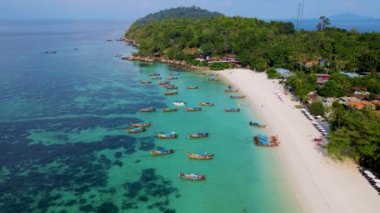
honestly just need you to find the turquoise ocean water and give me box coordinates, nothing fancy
[0,20,301,212]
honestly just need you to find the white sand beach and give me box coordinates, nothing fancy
[220,69,380,213]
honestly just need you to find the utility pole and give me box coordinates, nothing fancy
[296,0,304,31]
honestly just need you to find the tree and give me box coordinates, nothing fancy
[319,80,340,97]
[317,16,331,31]
[266,68,282,79]
[309,100,325,116]
[327,109,380,174]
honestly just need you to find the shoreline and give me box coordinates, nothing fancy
[219,69,380,213]
[123,53,209,71]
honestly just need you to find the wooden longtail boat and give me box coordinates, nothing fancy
[199,102,214,107]
[164,90,178,96]
[187,86,199,89]
[139,107,156,112]
[253,134,280,147]
[187,153,214,160]
[149,73,160,77]
[151,149,174,156]
[178,173,206,181]
[162,108,178,112]
[127,127,145,133]
[186,107,202,112]
[230,95,245,99]
[188,132,209,139]
[224,108,240,112]
[156,132,178,139]
[165,85,178,89]
[225,89,240,93]
[140,80,151,84]
[169,73,180,76]
[159,81,170,86]
[249,121,266,128]
[151,76,162,80]
[130,122,151,127]
[167,76,178,80]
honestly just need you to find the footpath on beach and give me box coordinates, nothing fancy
[220,69,380,213]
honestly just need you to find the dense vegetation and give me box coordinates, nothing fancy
[328,103,380,174]
[126,12,380,73]
[132,6,223,26]
[286,72,380,101]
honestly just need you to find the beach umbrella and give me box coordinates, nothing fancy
[367,173,376,179]
[373,179,380,183]
[376,183,380,188]
[364,170,373,175]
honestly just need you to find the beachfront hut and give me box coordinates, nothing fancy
[341,71,360,78]
[316,74,330,85]
[275,68,293,79]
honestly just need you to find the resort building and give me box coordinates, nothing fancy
[316,74,330,85]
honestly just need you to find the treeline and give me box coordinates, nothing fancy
[126,16,380,73]
[132,6,223,26]
[328,103,380,174]
[285,72,380,101]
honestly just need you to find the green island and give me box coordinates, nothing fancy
[125,6,380,175]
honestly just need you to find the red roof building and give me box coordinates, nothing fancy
[316,74,330,85]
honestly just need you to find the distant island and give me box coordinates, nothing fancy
[125,6,380,175]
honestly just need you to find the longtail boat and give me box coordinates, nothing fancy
[224,108,240,112]
[151,149,174,156]
[165,85,178,89]
[230,95,245,99]
[187,153,214,160]
[156,132,178,139]
[173,101,186,106]
[149,73,160,77]
[249,121,266,128]
[159,81,170,86]
[208,77,219,81]
[140,80,151,84]
[169,72,180,76]
[130,122,151,127]
[187,86,199,89]
[253,134,280,147]
[225,89,240,93]
[167,76,178,80]
[164,90,178,96]
[127,127,145,133]
[151,76,162,80]
[163,108,178,112]
[178,173,206,181]
[188,132,209,139]
[186,107,202,112]
[139,107,156,112]
[199,102,214,107]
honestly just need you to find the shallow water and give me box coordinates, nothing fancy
[0,20,301,212]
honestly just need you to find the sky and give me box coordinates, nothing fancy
[0,0,379,21]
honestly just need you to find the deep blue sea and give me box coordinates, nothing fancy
[291,19,380,32]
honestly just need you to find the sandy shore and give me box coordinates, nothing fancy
[220,69,380,213]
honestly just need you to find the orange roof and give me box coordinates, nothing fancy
[347,100,372,110]
[372,100,380,106]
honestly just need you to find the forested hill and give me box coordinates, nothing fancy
[126,12,380,73]
[132,6,224,26]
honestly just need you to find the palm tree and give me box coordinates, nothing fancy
[316,16,331,31]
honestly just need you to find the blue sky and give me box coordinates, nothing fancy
[0,0,379,20]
